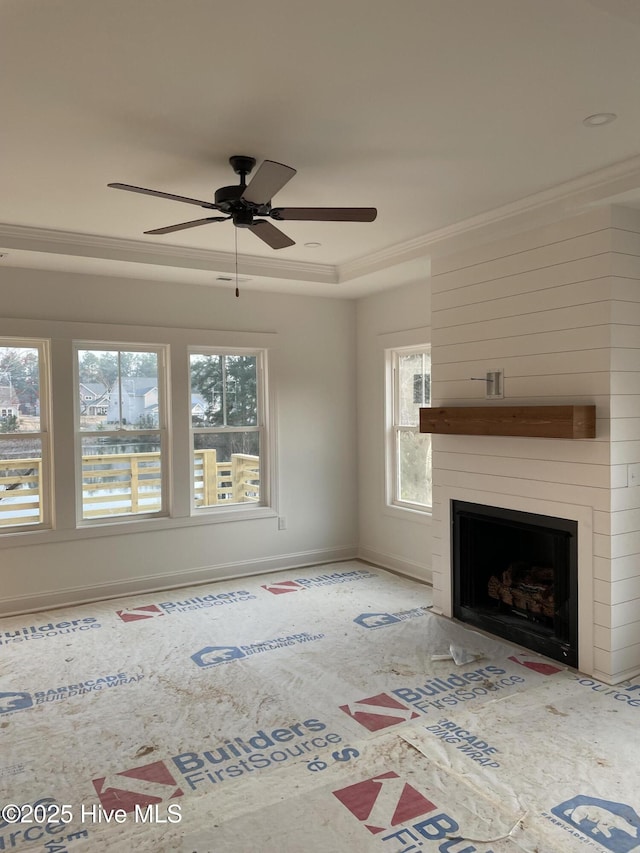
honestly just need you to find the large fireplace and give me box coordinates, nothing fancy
[452,500,578,667]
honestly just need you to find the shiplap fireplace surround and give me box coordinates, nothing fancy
[428,205,640,686]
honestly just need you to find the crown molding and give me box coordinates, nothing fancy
[338,153,640,282]
[0,223,337,284]
[3,153,640,289]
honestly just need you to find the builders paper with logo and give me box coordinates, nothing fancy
[1,561,638,851]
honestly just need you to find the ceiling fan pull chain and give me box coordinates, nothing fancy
[235,227,240,298]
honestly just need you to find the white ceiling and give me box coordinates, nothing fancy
[2,0,640,297]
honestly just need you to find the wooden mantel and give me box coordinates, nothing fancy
[419,405,596,439]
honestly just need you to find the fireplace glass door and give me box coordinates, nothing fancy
[452,501,578,666]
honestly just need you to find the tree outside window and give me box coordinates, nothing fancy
[0,341,50,531]
[388,346,432,511]
[189,350,265,509]
[76,346,167,521]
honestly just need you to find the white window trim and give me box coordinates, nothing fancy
[0,337,52,534]
[188,346,271,516]
[73,342,170,527]
[385,344,432,518]
[0,317,279,549]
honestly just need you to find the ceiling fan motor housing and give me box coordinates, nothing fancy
[214,182,271,224]
[232,208,255,228]
[218,155,262,222]
[214,184,245,210]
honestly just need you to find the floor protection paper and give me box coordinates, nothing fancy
[0,560,639,852]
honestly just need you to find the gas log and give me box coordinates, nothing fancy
[488,561,555,618]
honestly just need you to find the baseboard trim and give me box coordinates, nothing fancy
[358,547,432,585]
[592,666,640,687]
[0,546,359,617]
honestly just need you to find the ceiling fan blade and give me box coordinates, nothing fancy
[108,182,218,209]
[271,207,377,222]
[249,220,295,250]
[241,160,297,205]
[144,216,229,235]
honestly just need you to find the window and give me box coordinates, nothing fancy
[0,339,51,531]
[75,346,168,522]
[189,349,266,511]
[387,346,432,511]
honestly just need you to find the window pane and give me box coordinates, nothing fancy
[81,435,162,519]
[78,349,159,431]
[0,439,42,527]
[397,351,431,426]
[190,353,257,427]
[193,432,260,507]
[190,354,223,426]
[0,346,41,432]
[397,429,432,506]
[225,355,257,426]
[78,349,117,431]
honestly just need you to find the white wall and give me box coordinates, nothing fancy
[429,205,640,684]
[0,267,358,613]
[356,278,432,580]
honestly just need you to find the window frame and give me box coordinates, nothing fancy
[0,337,52,534]
[73,342,170,526]
[188,346,269,516]
[386,344,432,515]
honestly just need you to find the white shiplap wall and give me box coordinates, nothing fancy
[604,207,640,680]
[430,205,640,684]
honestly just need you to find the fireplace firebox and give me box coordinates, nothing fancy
[452,501,578,666]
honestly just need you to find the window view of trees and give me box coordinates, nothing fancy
[0,346,40,428]
[1,340,270,531]
[190,352,259,456]
[189,351,262,508]
[391,347,432,509]
[190,353,258,427]
[78,349,159,431]
[76,347,165,520]
[0,344,47,529]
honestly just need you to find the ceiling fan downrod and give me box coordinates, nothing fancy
[229,155,256,185]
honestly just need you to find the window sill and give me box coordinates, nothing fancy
[0,505,278,549]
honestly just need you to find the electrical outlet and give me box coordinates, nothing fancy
[278,516,287,530]
[630,464,640,487]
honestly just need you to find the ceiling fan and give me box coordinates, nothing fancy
[108,155,377,250]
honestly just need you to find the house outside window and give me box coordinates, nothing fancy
[189,349,266,511]
[387,345,432,512]
[75,346,168,522]
[0,340,51,531]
